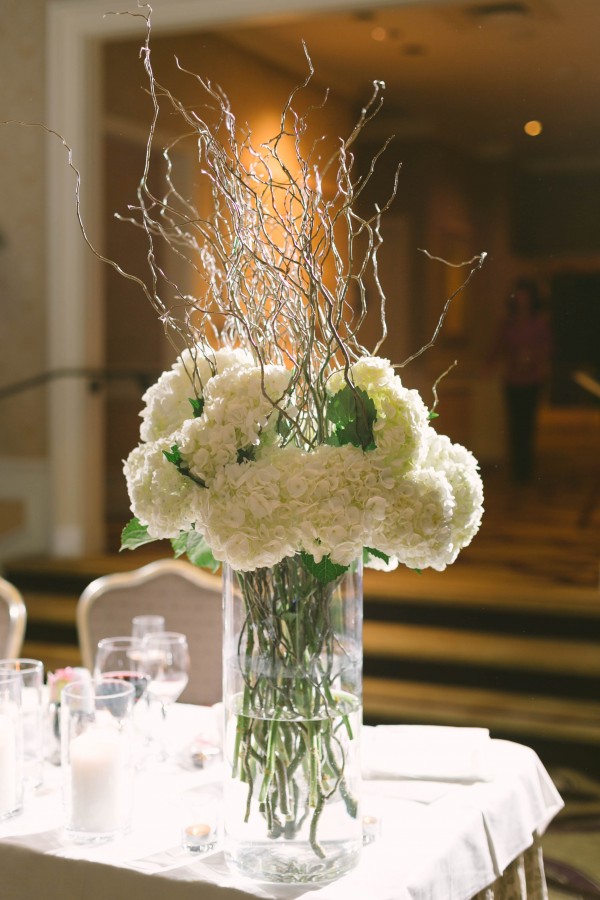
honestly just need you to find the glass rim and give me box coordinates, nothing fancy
[0,658,44,673]
[0,668,22,687]
[96,636,143,648]
[61,675,136,702]
[132,614,165,624]
[143,631,187,643]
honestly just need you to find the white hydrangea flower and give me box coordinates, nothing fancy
[327,356,396,395]
[295,444,373,566]
[125,345,483,574]
[123,439,199,539]
[178,418,239,485]
[203,450,302,570]
[423,430,484,564]
[139,346,253,443]
[327,356,430,475]
[179,364,291,484]
[370,468,455,572]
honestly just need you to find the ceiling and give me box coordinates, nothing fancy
[222,0,600,169]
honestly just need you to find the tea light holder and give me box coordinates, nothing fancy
[362,814,382,845]
[182,822,218,853]
[61,678,135,843]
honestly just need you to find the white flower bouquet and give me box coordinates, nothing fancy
[123,349,483,577]
[113,18,484,879]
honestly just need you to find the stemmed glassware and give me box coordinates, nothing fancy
[142,632,190,761]
[94,637,150,704]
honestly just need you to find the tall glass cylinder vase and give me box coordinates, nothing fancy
[223,555,363,884]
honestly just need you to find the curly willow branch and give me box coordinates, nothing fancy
[2,3,486,443]
[399,250,487,369]
[92,7,415,447]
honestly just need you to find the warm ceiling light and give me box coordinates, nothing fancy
[524,120,543,136]
[371,26,387,41]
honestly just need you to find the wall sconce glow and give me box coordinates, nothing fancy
[371,26,387,41]
[524,120,543,137]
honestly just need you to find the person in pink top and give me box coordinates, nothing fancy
[492,279,553,483]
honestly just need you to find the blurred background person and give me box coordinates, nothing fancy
[490,279,553,483]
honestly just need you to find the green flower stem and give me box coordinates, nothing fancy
[232,557,358,856]
[309,793,326,859]
[276,756,291,819]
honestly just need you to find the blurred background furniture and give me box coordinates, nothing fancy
[0,576,27,658]
[76,559,222,705]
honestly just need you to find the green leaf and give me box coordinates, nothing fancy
[120,517,158,552]
[172,530,220,572]
[427,411,439,421]
[236,446,255,464]
[412,567,423,575]
[300,552,349,584]
[163,443,183,466]
[163,443,207,488]
[170,533,189,558]
[326,385,377,451]
[363,546,391,565]
[189,396,204,418]
[277,412,293,442]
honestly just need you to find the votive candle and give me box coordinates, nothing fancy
[69,726,131,834]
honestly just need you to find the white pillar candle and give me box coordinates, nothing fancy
[0,712,18,818]
[69,725,132,834]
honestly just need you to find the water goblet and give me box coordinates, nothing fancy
[94,637,149,704]
[143,632,190,761]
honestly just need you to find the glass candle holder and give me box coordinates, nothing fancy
[181,821,218,854]
[61,677,135,843]
[131,615,165,639]
[0,669,23,821]
[0,659,44,790]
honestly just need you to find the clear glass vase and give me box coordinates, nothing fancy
[222,555,363,884]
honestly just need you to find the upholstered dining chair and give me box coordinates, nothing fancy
[0,576,27,659]
[77,559,222,705]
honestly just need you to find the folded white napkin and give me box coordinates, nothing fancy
[362,725,492,783]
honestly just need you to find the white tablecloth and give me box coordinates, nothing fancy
[0,706,563,900]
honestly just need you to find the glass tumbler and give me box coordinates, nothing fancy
[0,658,44,789]
[61,677,135,843]
[0,668,23,821]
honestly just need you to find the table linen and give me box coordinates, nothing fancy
[0,705,563,900]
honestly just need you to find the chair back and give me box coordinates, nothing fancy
[0,577,27,659]
[77,559,222,705]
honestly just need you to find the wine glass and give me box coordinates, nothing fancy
[131,615,166,640]
[143,632,190,761]
[94,637,150,704]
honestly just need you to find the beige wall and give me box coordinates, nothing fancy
[0,0,47,458]
[0,0,50,557]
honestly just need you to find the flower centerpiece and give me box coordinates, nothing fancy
[117,22,484,885]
